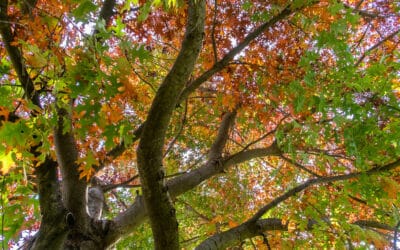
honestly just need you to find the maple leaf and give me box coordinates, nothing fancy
[1,0,399,249]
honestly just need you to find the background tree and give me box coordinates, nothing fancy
[0,0,400,249]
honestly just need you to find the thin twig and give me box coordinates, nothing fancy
[176,198,211,222]
[132,68,156,92]
[355,28,400,66]
[102,174,140,192]
[351,22,371,53]
[164,99,188,157]
[280,154,321,177]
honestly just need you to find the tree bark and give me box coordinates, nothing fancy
[0,0,41,107]
[30,158,67,250]
[136,0,206,249]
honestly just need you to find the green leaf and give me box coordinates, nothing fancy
[327,2,344,15]
[0,121,30,147]
[138,2,152,22]
[293,94,305,113]
[72,0,98,21]
[112,18,126,37]
[242,0,253,11]
[304,71,316,87]
[0,57,11,75]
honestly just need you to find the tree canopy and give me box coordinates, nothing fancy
[1,0,400,249]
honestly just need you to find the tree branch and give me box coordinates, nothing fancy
[54,108,88,229]
[280,154,321,177]
[105,142,281,246]
[101,175,139,192]
[196,217,396,249]
[342,2,379,19]
[21,0,39,15]
[195,219,285,250]
[30,158,68,250]
[98,0,116,27]
[136,0,206,248]
[177,198,211,222]
[177,1,315,104]
[353,220,395,231]
[194,159,400,249]
[0,0,41,107]
[355,27,400,66]
[164,100,188,157]
[101,2,311,166]
[103,123,144,160]
[249,158,400,222]
[208,111,237,160]
[0,2,71,247]
[211,0,218,63]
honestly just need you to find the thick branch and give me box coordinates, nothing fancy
[136,0,206,248]
[54,108,88,229]
[353,220,396,231]
[249,159,400,222]
[51,0,118,228]
[0,1,40,107]
[196,217,396,249]
[208,111,237,160]
[105,143,281,246]
[30,158,68,250]
[99,0,116,26]
[211,0,218,63]
[168,146,281,197]
[168,111,240,196]
[194,159,400,249]
[170,146,282,197]
[103,2,313,164]
[195,219,285,250]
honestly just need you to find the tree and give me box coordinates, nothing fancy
[0,0,400,249]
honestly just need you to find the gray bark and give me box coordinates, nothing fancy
[136,0,206,249]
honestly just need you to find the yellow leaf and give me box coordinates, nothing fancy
[380,177,399,199]
[287,220,297,233]
[26,53,47,68]
[210,215,223,224]
[0,150,15,174]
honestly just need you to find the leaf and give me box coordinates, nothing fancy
[77,151,98,181]
[0,121,30,147]
[72,0,98,21]
[138,2,152,22]
[287,220,297,233]
[26,53,47,68]
[328,2,344,15]
[0,150,15,174]
[293,94,305,113]
[380,176,399,199]
[0,57,11,74]
[228,220,238,228]
[112,18,126,37]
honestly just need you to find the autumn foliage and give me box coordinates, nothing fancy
[1,0,400,249]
